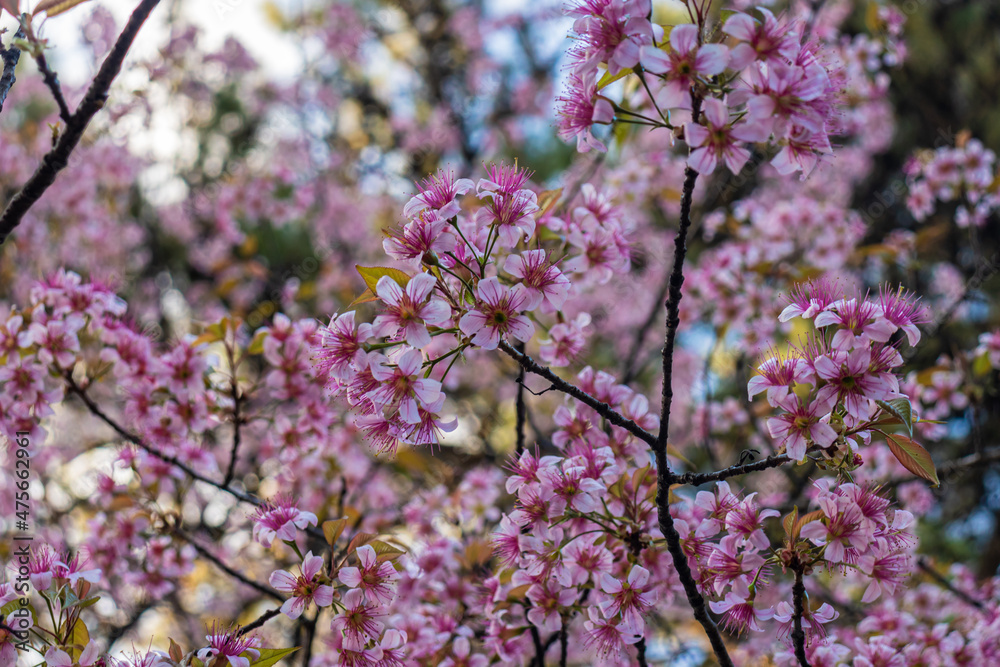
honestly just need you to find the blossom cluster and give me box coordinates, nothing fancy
[906,137,999,227]
[557,2,843,176]
[317,163,635,454]
[751,279,928,465]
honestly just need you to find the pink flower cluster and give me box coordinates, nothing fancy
[906,137,998,227]
[318,163,638,453]
[557,4,843,176]
[751,280,927,463]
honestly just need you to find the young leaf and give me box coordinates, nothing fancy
[67,618,90,661]
[0,0,18,18]
[783,507,798,538]
[33,0,93,17]
[876,397,914,437]
[323,518,349,547]
[356,266,410,295]
[596,67,632,90]
[368,539,406,562]
[885,433,939,487]
[346,531,377,555]
[247,647,300,667]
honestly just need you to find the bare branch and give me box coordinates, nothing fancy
[0,0,162,247]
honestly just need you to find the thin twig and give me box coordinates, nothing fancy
[237,608,282,636]
[675,453,791,486]
[529,621,546,667]
[173,528,283,602]
[558,618,568,667]
[791,567,811,667]
[635,637,649,667]
[0,0,162,247]
[0,29,23,115]
[917,558,985,611]
[34,52,72,123]
[515,341,527,457]
[224,369,243,486]
[63,373,261,507]
[498,341,656,446]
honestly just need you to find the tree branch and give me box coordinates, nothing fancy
[34,51,72,123]
[498,341,656,447]
[224,375,243,486]
[674,453,791,487]
[791,567,811,667]
[173,528,283,602]
[237,608,282,636]
[515,341,528,457]
[0,0,162,247]
[917,557,985,611]
[63,373,261,507]
[0,29,23,116]
[648,93,734,666]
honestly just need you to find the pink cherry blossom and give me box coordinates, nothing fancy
[458,278,534,350]
[270,551,335,619]
[372,273,451,349]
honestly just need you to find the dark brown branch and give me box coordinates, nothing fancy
[237,608,282,636]
[558,618,568,667]
[498,341,656,447]
[650,92,734,666]
[173,528,283,602]
[917,557,985,611]
[64,374,261,507]
[0,29,23,115]
[224,376,243,485]
[515,341,528,457]
[0,0,162,247]
[529,621,546,667]
[675,453,791,487]
[34,52,72,122]
[791,567,811,667]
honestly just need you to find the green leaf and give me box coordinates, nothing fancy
[367,539,406,562]
[248,647,300,667]
[782,507,798,538]
[322,518,349,547]
[885,433,939,487]
[67,618,90,661]
[33,0,93,17]
[346,532,377,556]
[876,397,914,437]
[596,67,632,90]
[356,266,411,295]
[247,330,268,355]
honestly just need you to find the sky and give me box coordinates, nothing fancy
[2,0,306,84]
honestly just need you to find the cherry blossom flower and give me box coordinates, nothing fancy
[708,578,774,634]
[640,24,729,109]
[685,98,756,175]
[502,251,570,311]
[250,495,319,547]
[338,544,400,606]
[372,274,451,349]
[556,72,615,152]
[767,394,838,461]
[403,170,474,220]
[197,626,261,667]
[332,589,387,650]
[270,551,334,619]
[582,606,641,659]
[382,212,457,264]
[458,278,534,350]
[599,564,657,634]
[723,8,799,70]
[366,348,443,423]
[772,600,839,642]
